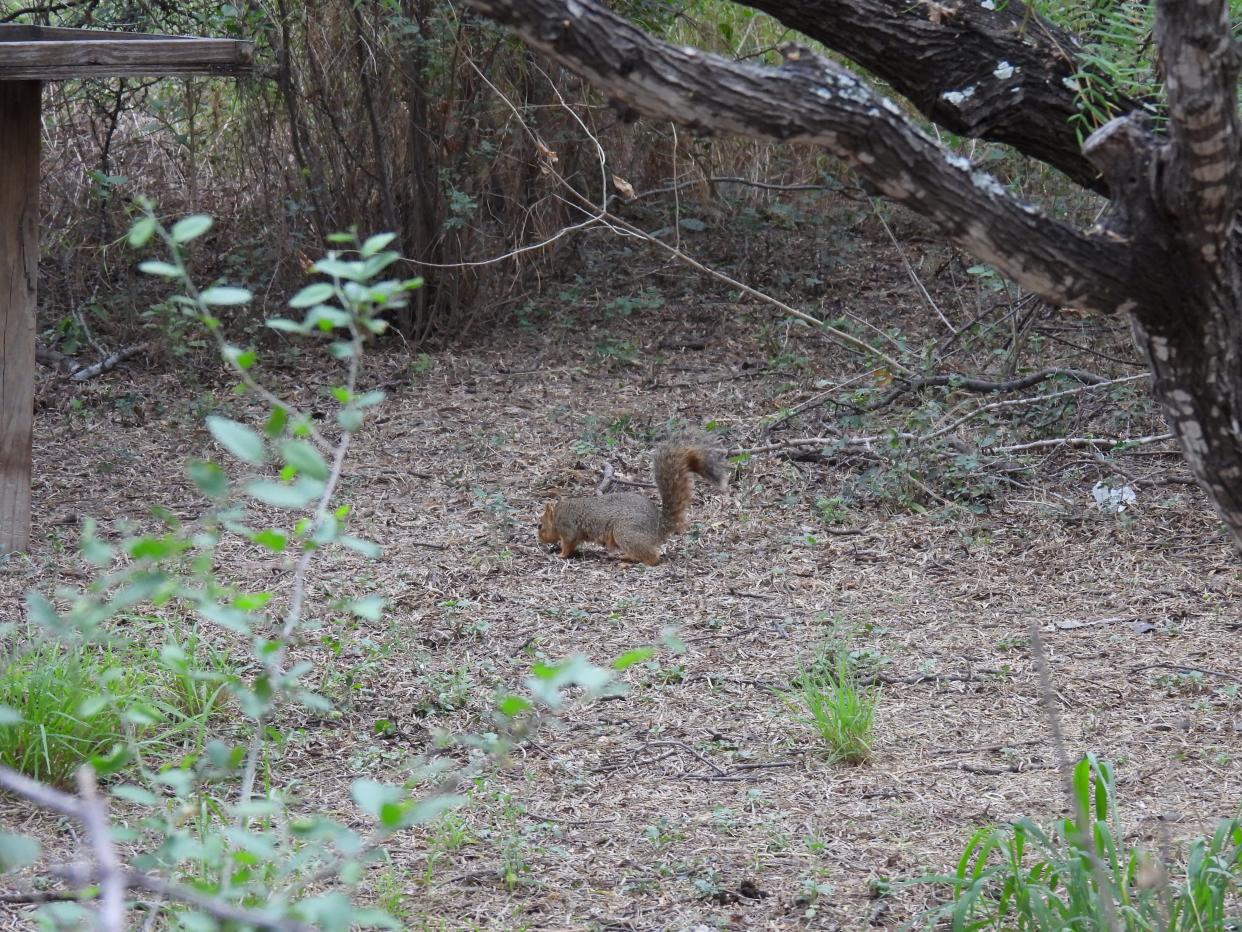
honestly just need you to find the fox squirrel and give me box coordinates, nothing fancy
[539,439,729,566]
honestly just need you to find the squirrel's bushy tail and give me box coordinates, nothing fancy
[654,438,729,538]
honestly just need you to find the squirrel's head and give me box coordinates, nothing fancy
[537,502,559,544]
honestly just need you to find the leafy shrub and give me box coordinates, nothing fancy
[924,754,1242,930]
[0,209,620,929]
[788,647,878,764]
[0,635,227,786]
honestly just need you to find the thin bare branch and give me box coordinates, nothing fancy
[464,0,1141,315]
[0,765,311,932]
[75,767,125,932]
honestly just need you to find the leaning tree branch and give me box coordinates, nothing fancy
[733,0,1145,196]
[464,0,1143,316]
[1156,0,1241,251]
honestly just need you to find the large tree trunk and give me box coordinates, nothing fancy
[464,0,1242,551]
[1101,3,1242,540]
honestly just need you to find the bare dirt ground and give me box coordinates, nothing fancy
[3,206,1242,929]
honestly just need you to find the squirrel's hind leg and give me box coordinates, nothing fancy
[613,527,661,566]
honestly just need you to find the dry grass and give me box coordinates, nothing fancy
[3,206,1241,930]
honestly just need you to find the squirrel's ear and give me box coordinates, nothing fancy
[542,503,555,519]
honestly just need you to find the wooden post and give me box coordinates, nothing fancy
[0,80,39,555]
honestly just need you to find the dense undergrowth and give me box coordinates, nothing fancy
[11,0,1143,357]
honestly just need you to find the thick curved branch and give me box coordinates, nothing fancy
[465,0,1141,314]
[737,0,1146,196]
[1156,0,1241,253]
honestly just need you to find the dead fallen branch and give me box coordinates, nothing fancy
[990,434,1174,454]
[69,343,148,381]
[34,343,148,381]
[1130,663,1242,685]
[860,367,1126,416]
[732,425,1174,460]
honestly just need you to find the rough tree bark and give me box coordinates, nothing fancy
[727,0,1145,197]
[464,0,1242,551]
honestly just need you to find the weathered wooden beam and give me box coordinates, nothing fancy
[0,26,187,41]
[0,80,39,556]
[0,37,253,80]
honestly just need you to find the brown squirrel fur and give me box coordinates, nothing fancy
[538,440,729,565]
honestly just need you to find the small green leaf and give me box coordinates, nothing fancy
[341,536,382,558]
[281,440,329,480]
[267,318,309,334]
[294,690,333,712]
[362,252,400,278]
[497,694,532,718]
[171,214,213,244]
[613,647,655,671]
[188,460,229,498]
[360,233,397,257]
[223,345,258,370]
[351,779,401,818]
[0,832,40,872]
[0,705,23,726]
[233,591,272,611]
[26,591,60,629]
[338,408,362,432]
[401,794,466,828]
[313,257,365,281]
[347,596,386,621]
[127,215,157,248]
[197,602,252,634]
[305,306,351,331]
[526,656,612,707]
[79,518,114,566]
[310,514,339,545]
[161,643,188,673]
[77,695,108,720]
[289,282,335,308]
[111,784,159,806]
[328,341,356,359]
[297,891,356,930]
[200,286,253,306]
[264,406,289,439]
[138,260,182,278]
[245,479,321,509]
[90,744,131,777]
[349,909,401,930]
[251,529,287,552]
[206,416,265,465]
[126,535,183,560]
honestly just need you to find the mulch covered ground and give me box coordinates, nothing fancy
[3,209,1241,929]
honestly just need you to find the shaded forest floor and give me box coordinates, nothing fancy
[4,199,1242,929]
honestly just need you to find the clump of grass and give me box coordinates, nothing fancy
[922,754,1242,929]
[788,648,878,764]
[0,632,229,786]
